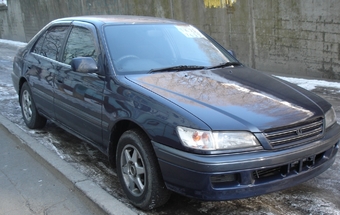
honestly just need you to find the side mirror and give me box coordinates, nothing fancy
[227,50,237,58]
[70,57,98,73]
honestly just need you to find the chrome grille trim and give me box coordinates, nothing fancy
[264,117,324,148]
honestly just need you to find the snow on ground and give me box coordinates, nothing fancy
[0,39,26,47]
[277,76,340,91]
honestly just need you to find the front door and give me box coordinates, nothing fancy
[54,23,105,145]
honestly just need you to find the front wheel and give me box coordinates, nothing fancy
[20,82,47,129]
[116,129,171,210]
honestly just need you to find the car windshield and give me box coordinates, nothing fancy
[104,24,238,74]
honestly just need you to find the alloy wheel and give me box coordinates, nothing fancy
[22,90,33,122]
[120,144,146,196]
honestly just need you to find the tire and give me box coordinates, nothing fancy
[116,129,171,210]
[20,82,47,129]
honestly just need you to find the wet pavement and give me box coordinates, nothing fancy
[1,40,340,214]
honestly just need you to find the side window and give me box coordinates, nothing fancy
[39,26,69,61]
[62,27,98,64]
[32,33,46,54]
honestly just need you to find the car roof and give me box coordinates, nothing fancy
[53,15,186,26]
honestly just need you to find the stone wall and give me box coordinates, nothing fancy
[0,0,339,79]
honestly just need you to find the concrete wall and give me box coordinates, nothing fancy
[1,0,339,80]
[253,0,340,79]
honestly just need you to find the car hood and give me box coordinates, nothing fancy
[126,67,325,132]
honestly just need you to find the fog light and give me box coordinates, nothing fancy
[211,174,237,183]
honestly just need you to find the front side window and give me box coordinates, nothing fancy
[62,26,98,64]
[37,26,69,61]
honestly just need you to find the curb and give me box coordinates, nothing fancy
[0,113,138,215]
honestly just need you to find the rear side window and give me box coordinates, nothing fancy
[62,27,98,64]
[32,26,69,61]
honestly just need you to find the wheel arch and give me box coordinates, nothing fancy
[108,119,151,168]
[18,77,28,101]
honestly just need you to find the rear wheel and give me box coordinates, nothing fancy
[20,82,47,129]
[116,129,171,210]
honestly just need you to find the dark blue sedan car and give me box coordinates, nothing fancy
[11,15,340,210]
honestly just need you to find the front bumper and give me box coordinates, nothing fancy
[152,123,340,201]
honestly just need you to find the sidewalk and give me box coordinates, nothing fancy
[0,114,137,215]
[0,122,103,215]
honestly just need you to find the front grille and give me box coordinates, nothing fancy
[264,117,323,148]
[253,167,281,179]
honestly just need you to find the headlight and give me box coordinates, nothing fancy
[325,107,337,129]
[176,126,260,151]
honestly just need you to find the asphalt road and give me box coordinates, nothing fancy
[0,40,340,215]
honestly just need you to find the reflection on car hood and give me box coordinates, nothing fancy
[126,67,324,131]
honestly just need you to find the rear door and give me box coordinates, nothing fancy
[24,24,71,119]
[54,21,105,145]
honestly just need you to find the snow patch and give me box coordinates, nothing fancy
[0,39,26,47]
[276,76,340,91]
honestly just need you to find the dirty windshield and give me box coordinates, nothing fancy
[104,24,236,74]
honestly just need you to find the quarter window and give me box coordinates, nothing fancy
[62,27,98,64]
[32,33,46,54]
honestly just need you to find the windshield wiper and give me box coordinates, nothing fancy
[149,65,206,73]
[207,61,242,70]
